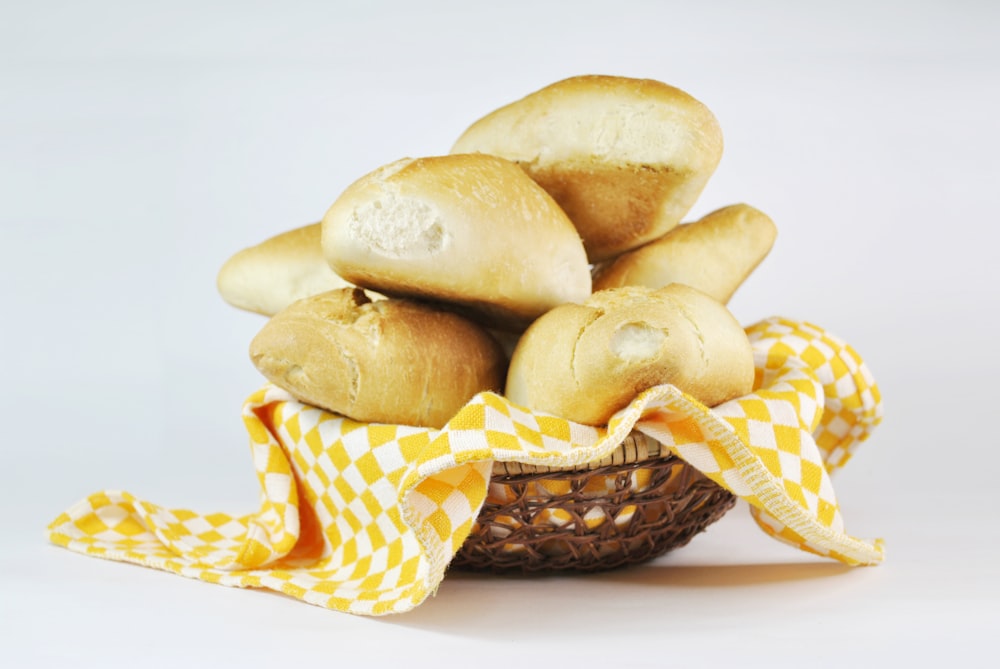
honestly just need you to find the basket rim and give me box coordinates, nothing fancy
[490,430,666,476]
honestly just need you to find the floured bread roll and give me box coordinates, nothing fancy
[217,223,354,316]
[322,153,591,331]
[506,284,754,425]
[451,75,724,262]
[250,288,506,428]
[593,204,778,303]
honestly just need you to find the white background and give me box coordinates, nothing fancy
[3,0,998,666]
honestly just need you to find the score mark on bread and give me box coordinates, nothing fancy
[345,158,451,259]
[608,321,669,361]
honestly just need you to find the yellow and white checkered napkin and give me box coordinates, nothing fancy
[48,317,883,615]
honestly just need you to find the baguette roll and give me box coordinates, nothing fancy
[451,75,724,262]
[505,284,754,425]
[592,204,778,303]
[217,223,354,316]
[249,288,506,429]
[321,154,592,331]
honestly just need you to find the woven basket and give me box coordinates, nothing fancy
[452,431,736,574]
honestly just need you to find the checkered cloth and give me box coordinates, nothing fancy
[48,317,883,615]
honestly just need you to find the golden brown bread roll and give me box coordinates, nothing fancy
[249,288,506,428]
[451,75,724,262]
[592,204,778,303]
[217,223,354,316]
[321,153,592,331]
[505,284,754,425]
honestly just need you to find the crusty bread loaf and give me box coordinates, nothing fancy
[217,223,354,316]
[321,153,592,331]
[451,75,724,262]
[505,284,754,425]
[249,288,506,428]
[592,204,778,303]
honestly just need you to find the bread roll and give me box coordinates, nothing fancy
[592,204,778,303]
[321,153,591,331]
[217,223,354,316]
[505,284,754,425]
[249,288,506,428]
[451,75,724,262]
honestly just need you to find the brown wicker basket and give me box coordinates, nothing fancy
[452,431,736,574]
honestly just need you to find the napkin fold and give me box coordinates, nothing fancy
[48,317,883,615]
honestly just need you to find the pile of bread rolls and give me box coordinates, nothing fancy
[219,75,778,429]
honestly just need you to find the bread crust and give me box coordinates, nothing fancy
[505,284,754,425]
[217,223,353,316]
[451,75,724,261]
[592,204,778,303]
[321,153,591,331]
[249,288,507,428]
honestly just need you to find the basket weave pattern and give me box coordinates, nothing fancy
[453,433,736,573]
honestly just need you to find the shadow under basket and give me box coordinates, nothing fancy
[452,431,736,574]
